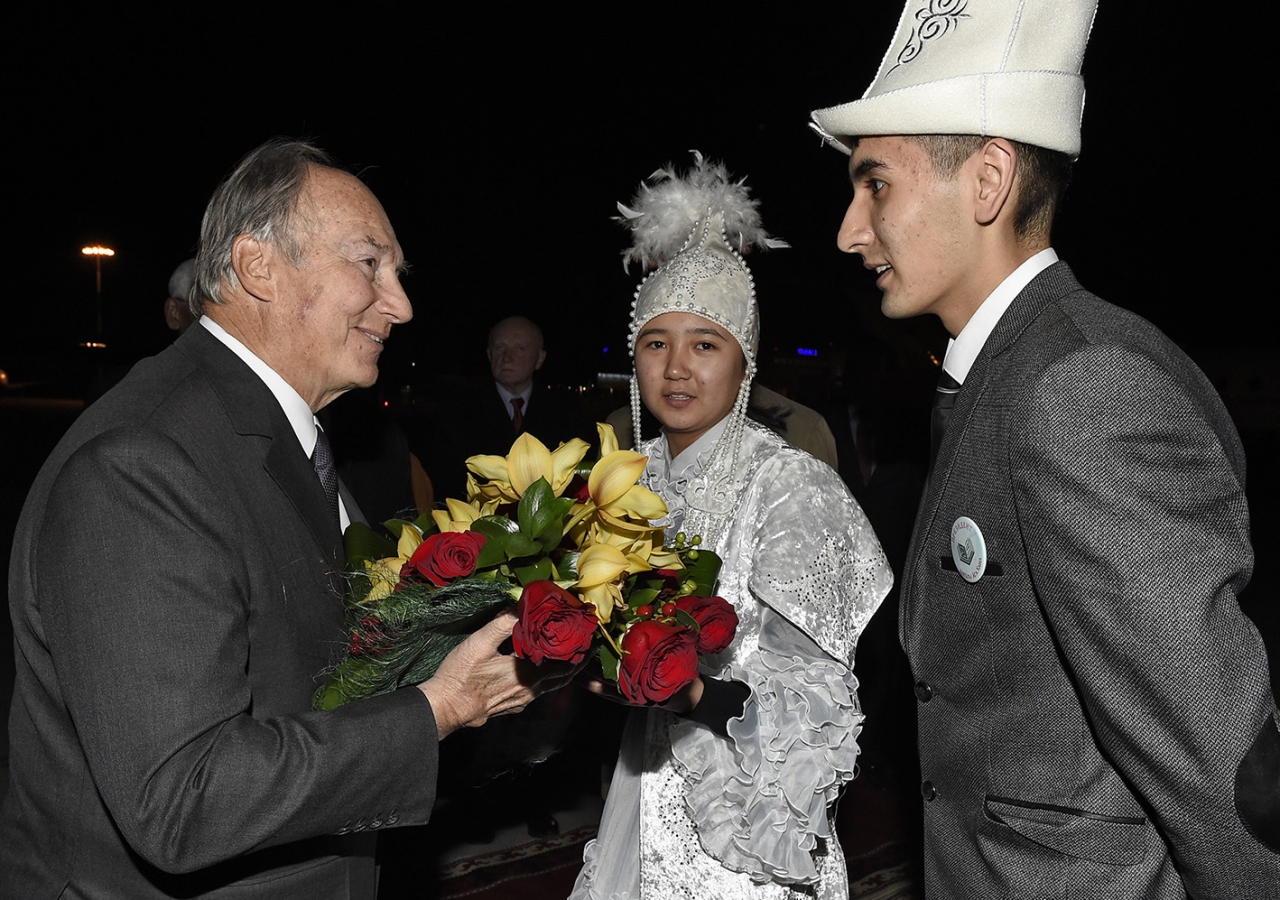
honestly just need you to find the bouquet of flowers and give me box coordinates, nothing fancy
[313,424,736,711]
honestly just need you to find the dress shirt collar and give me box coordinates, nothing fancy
[495,382,533,419]
[201,317,318,455]
[200,317,351,530]
[942,247,1058,384]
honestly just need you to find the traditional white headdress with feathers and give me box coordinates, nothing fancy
[617,152,788,274]
[617,152,786,524]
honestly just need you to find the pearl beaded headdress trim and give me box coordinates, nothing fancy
[617,153,785,518]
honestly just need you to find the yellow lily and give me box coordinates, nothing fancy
[362,524,424,602]
[431,497,492,534]
[590,423,666,519]
[583,522,681,572]
[467,433,591,503]
[574,543,636,624]
[564,439,668,542]
[597,421,620,456]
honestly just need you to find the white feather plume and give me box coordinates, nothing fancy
[616,151,788,273]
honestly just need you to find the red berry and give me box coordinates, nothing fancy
[636,604,653,619]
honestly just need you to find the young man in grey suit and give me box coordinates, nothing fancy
[2,141,564,898]
[811,3,1277,897]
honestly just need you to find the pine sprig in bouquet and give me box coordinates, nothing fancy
[313,424,736,711]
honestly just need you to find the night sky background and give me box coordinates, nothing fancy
[7,5,1272,395]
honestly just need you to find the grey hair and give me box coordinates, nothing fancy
[193,139,335,314]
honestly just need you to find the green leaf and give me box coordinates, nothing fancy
[472,516,519,569]
[533,516,567,554]
[517,477,574,541]
[682,548,724,597]
[343,522,396,568]
[673,608,700,631]
[516,477,552,537]
[627,587,660,609]
[473,534,509,569]
[514,558,554,586]
[599,643,620,682]
[504,533,542,560]
[413,510,438,536]
[472,515,520,536]
[383,518,415,540]
[558,550,581,581]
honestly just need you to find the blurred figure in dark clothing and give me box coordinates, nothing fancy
[825,335,933,885]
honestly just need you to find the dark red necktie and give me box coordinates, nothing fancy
[511,397,524,434]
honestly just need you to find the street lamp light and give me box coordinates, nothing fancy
[82,244,115,342]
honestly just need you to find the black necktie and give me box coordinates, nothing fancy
[511,396,525,434]
[312,426,340,528]
[930,368,962,469]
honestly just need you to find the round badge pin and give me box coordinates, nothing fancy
[950,516,987,583]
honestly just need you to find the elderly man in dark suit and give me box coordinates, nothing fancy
[2,140,559,898]
[429,316,593,499]
[812,3,1277,898]
[482,316,591,446]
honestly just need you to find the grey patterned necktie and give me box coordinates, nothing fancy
[930,368,962,469]
[312,426,340,528]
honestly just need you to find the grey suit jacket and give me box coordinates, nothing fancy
[902,263,1279,898]
[2,325,438,898]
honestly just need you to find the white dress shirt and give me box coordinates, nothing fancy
[495,382,533,420]
[942,247,1058,385]
[200,317,351,530]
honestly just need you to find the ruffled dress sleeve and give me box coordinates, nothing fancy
[670,448,892,886]
[671,611,863,885]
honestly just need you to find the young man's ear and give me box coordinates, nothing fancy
[972,138,1017,227]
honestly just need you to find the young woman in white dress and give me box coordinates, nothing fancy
[570,156,893,900]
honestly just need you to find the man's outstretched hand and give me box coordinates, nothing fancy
[419,611,577,738]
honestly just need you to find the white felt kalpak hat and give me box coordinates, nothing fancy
[811,0,1098,158]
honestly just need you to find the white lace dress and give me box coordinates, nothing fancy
[570,419,892,900]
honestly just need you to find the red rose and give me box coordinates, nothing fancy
[402,531,486,586]
[675,595,738,655]
[618,620,698,705]
[512,581,598,665]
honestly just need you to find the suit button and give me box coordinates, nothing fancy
[914,681,933,702]
[921,781,937,802]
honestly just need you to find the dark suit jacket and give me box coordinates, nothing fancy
[2,326,438,898]
[432,382,594,499]
[903,263,1279,898]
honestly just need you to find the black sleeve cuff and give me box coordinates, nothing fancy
[678,676,750,737]
[1236,711,1280,852]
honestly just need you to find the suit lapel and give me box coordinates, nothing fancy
[263,436,344,561]
[180,326,344,564]
[901,263,1082,641]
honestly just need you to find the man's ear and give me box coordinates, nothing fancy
[230,233,276,301]
[973,138,1017,227]
[535,349,547,371]
[163,297,184,331]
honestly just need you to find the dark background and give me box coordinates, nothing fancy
[3,5,1276,743]
[6,6,1274,373]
